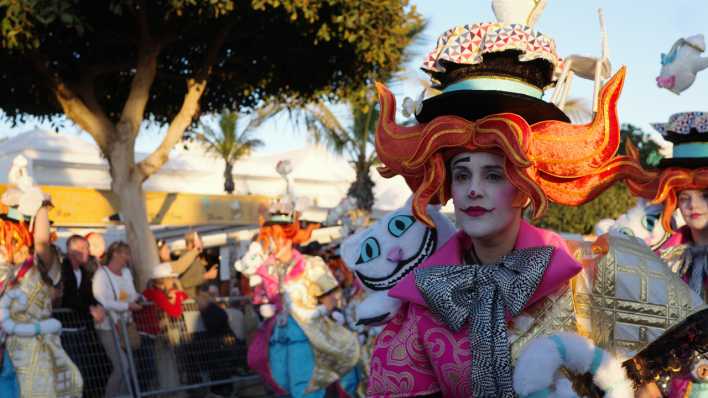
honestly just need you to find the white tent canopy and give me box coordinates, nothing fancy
[0,129,417,218]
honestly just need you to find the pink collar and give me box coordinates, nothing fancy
[389,220,582,308]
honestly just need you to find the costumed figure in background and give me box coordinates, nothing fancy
[363,0,686,395]
[0,155,83,397]
[624,112,708,396]
[325,196,370,238]
[247,161,361,397]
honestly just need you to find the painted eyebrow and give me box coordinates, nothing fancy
[451,163,504,171]
[451,157,470,167]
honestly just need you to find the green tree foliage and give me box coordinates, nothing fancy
[534,184,637,235]
[534,123,662,234]
[0,0,422,289]
[618,123,664,167]
[0,0,423,123]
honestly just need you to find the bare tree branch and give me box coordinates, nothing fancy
[30,53,114,154]
[136,78,203,179]
[119,0,159,139]
[119,45,159,139]
[136,23,234,180]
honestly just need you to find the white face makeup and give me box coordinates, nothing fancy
[677,189,708,232]
[450,151,520,240]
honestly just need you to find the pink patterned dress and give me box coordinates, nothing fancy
[367,220,582,397]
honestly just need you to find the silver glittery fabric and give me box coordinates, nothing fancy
[414,246,553,398]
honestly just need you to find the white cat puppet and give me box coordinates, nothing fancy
[341,197,456,326]
[596,199,685,250]
[233,241,267,287]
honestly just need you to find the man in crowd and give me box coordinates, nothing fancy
[60,235,105,324]
[58,234,108,397]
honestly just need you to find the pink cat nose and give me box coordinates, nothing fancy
[656,75,675,89]
[386,247,403,262]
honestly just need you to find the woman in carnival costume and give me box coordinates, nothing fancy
[364,0,664,396]
[0,155,83,397]
[624,112,708,397]
[247,198,361,397]
[628,112,708,300]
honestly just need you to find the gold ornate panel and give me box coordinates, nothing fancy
[568,235,704,360]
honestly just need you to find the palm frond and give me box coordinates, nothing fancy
[242,103,284,133]
[304,102,351,154]
[193,106,271,163]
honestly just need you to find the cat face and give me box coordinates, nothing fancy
[610,199,684,249]
[341,198,455,325]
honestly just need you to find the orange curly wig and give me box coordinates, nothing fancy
[257,213,320,253]
[376,67,655,227]
[625,141,708,233]
[0,218,33,264]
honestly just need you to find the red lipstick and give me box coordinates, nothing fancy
[690,213,703,220]
[463,206,493,217]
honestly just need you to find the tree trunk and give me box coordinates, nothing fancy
[347,162,375,211]
[109,141,159,292]
[223,161,235,194]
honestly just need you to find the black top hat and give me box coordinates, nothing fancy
[415,22,570,124]
[651,112,708,168]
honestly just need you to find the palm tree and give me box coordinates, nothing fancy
[305,101,379,210]
[304,22,426,211]
[194,106,280,194]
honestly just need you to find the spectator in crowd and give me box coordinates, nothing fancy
[92,241,143,398]
[86,232,106,273]
[60,235,105,324]
[58,235,108,397]
[174,232,217,299]
[137,263,190,395]
[143,263,190,319]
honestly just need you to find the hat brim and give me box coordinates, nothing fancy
[623,307,707,383]
[415,90,570,125]
[659,130,708,144]
[657,157,708,169]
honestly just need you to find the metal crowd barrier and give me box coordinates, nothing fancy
[53,296,269,398]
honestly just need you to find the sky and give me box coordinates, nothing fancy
[6,0,708,156]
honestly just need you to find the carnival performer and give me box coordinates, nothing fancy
[628,112,708,300]
[0,155,83,397]
[247,214,361,398]
[364,1,662,396]
[625,112,708,396]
